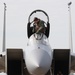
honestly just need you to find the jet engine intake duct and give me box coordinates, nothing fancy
[53,49,70,75]
[7,49,23,75]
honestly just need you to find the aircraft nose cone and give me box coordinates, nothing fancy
[26,49,52,75]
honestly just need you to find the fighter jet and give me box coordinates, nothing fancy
[0,9,75,75]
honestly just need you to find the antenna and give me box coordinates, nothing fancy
[68,2,73,52]
[2,3,6,52]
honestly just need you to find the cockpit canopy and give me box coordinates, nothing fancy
[27,9,50,38]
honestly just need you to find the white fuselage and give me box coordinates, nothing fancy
[24,33,53,75]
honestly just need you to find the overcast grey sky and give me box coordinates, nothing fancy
[0,0,75,53]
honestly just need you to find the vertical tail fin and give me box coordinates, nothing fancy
[2,3,6,52]
[68,2,73,52]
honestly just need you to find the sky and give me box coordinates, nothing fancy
[0,0,75,53]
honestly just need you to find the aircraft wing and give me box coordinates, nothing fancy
[0,55,5,72]
[71,53,75,72]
